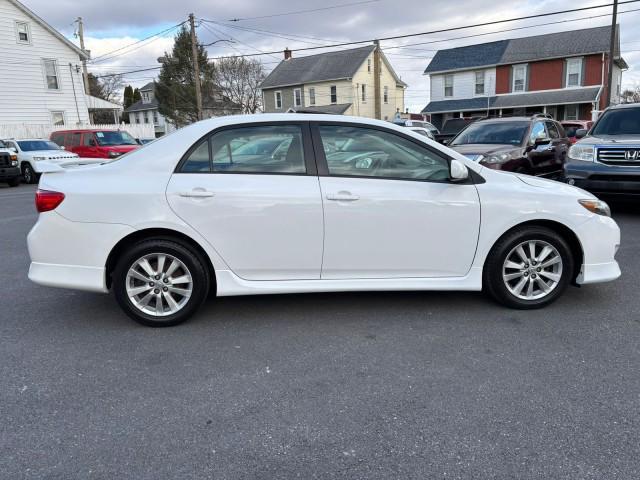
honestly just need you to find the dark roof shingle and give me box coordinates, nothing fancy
[260,45,376,89]
[424,26,615,74]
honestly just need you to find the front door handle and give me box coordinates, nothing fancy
[326,192,360,202]
[179,189,215,198]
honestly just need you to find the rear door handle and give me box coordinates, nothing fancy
[326,192,359,202]
[179,189,215,198]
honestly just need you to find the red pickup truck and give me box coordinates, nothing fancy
[50,129,140,159]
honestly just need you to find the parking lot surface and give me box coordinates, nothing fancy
[1,184,639,479]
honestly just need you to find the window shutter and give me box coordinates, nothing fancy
[581,58,586,86]
[525,66,530,92]
[508,67,513,93]
[561,60,567,88]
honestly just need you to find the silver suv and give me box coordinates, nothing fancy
[564,103,640,196]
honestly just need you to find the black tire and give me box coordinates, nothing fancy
[112,238,211,327]
[7,177,20,187]
[483,226,574,309]
[22,163,38,184]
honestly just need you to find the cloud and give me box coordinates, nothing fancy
[20,0,640,111]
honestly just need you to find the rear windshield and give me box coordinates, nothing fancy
[95,131,138,146]
[591,108,640,136]
[442,119,474,134]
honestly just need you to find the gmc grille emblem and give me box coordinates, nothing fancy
[625,150,640,160]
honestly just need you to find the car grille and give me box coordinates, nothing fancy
[597,147,640,166]
[0,153,9,167]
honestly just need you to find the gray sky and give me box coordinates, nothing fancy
[22,0,640,111]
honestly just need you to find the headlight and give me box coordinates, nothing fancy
[579,199,611,217]
[482,150,520,164]
[568,145,595,162]
[10,154,17,161]
[108,151,122,158]
[11,160,18,167]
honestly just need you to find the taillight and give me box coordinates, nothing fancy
[35,189,65,213]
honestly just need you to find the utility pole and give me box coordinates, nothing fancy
[76,17,90,95]
[188,13,203,121]
[606,0,619,107]
[373,40,381,120]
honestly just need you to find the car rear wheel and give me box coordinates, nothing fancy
[22,163,38,184]
[483,226,574,309]
[113,239,210,327]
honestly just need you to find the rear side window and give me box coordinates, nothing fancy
[180,125,306,174]
[545,121,560,139]
[82,133,95,146]
[70,132,81,147]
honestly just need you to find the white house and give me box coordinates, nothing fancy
[124,82,174,138]
[0,0,90,126]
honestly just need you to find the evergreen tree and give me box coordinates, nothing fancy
[132,88,142,104]
[123,85,134,110]
[155,25,215,127]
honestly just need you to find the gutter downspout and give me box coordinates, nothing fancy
[593,53,606,122]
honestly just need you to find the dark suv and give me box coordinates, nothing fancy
[0,140,21,187]
[564,103,640,196]
[447,116,570,177]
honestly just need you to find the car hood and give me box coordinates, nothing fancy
[449,144,521,160]
[509,172,596,198]
[577,134,640,145]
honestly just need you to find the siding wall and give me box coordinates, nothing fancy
[262,85,304,113]
[430,68,496,102]
[528,59,564,91]
[0,0,90,125]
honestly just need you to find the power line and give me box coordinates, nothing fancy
[226,0,380,22]
[95,1,640,78]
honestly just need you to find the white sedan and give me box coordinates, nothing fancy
[27,114,621,327]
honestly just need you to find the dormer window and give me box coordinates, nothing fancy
[142,91,151,103]
[16,21,30,44]
[566,58,582,87]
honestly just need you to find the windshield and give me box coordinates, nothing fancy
[0,140,6,148]
[451,121,529,146]
[17,140,61,151]
[591,108,640,136]
[95,131,138,146]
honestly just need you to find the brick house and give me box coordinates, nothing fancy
[422,26,627,130]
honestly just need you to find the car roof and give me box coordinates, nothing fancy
[474,116,535,123]
[51,129,119,133]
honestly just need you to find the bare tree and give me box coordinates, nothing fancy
[211,57,265,114]
[100,74,125,103]
[622,86,640,103]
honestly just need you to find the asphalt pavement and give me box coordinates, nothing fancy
[1,183,639,479]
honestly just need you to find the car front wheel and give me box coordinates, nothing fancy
[483,226,574,309]
[22,163,38,184]
[113,239,210,327]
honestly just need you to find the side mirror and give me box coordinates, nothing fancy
[575,128,588,139]
[89,139,97,146]
[60,146,66,150]
[534,137,551,146]
[441,139,450,146]
[450,159,469,182]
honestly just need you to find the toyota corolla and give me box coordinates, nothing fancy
[27,114,621,327]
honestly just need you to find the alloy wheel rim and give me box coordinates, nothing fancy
[502,240,563,301]
[125,253,193,317]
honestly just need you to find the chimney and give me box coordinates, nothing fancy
[284,48,292,60]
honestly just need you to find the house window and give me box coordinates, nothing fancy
[142,91,150,103]
[361,84,366,102]
[50,111,65,126]
[475,71,485,95]
[274,91,282,109]
[309,87,316,105]
[43,59,60,90]
[135,112,140,124]
[16,21,30,44]
[294,88,302,107]
[566,58,582,87]
[383,86,388,104]
[566,104,578,121]
[144,111,149,124]
[512,64,527,92]
[330,85,337,104]
[444,75,454,97]
[368,58,371,73]
[153,111,159,124]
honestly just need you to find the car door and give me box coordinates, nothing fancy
[166,122,324,281]
[67,132,82,156]
[526,121,556,176]
[313,123,481,279]
[545,120,569,173]
[79,133,99,157]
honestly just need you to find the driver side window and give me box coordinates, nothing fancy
[318,125,450,182]
[529,122,547,143]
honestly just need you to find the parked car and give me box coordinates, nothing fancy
[28,114,620,326]
[0,140,20,187]
[395,119,439,135]
[448,116,570,177]
[2,138,79,184]
[564,103,640,196]
[50,129,139,159]
[561,120,593,144]
[435,117,479,144]
[406,126,436,140]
